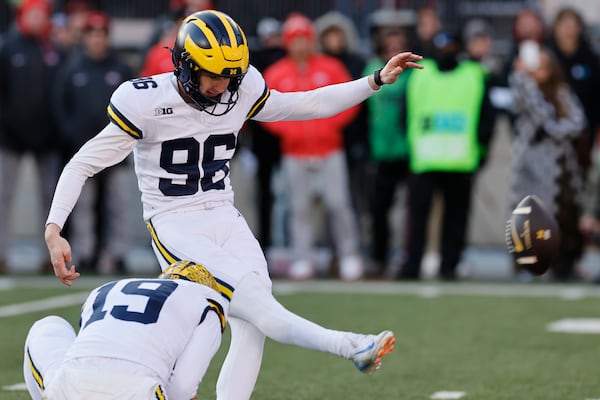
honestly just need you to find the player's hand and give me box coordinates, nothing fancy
[44,223,80,286]
[377,52,424,85]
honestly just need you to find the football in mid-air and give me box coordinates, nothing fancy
[505,195,560,276]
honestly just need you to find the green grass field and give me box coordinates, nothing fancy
[1,277,600,399]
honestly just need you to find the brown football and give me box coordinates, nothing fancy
[505,195,560,275]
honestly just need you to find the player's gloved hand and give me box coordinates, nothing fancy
[45,223,80,286]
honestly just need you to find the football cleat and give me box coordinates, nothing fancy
[351,330,396,374]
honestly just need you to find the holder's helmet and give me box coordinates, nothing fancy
[159,260,220,293]
[172,10,249,115]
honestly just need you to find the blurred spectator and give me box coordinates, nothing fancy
[580,133,600,283]
[462,18,497,73]
[52,11,134,274]
[508,45,586,282]
[0,1,14,34]
[413,6,442,58]
[0,0,64,274]
[261,12,363,281]
[62,0,94,53]
[245,17,285,249]
[549,7,600,173]
[362,27,412,279]
[140,0,213,67]
[579,151,600,263]
[252,17,286,71]
[398,31,495,281]
[138,8,185,76]
[500,7,546,88]
[315,11,364,78]
[171,0,213,16]
[50,12,74,53]
[314,11,368,241]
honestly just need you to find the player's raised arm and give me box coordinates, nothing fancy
[255,51,423,123]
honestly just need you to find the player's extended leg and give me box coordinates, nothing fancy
[216,316,266,400]
[230,272,396,373]
[23,316,76,400]
[149,206,395,400]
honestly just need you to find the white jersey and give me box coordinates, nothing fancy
[65,278,226,383]
[107,67,269,219]
[46,65,375,227]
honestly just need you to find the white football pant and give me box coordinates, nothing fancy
[24,316,168,399]
[149,204,357,400]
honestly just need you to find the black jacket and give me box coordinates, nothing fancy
[549,38,600,134]
[53,50,133,158]
[0,27,64,154]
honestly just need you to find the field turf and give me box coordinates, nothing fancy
[1,277,600,399]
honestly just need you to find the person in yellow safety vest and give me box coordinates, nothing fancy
[397,31,497,281]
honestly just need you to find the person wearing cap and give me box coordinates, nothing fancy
[52,10,134,274]
[261,12,365,281]
[0,0,65,274]
[462,18,496,71]
[398,31,496,281]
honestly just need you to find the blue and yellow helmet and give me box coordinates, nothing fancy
[159,260,220,293]
[172,10,249,114]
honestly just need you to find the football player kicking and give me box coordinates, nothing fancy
[24,261,226,399]
[44,10,422,399]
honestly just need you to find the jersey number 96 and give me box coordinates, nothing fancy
[159,134,236,196]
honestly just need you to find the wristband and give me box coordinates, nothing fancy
[374,68,385,86]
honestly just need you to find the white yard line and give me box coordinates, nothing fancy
[430,391,466,399]
[547,319,600,334]
[0,292,88,318]
[2,383,27,391]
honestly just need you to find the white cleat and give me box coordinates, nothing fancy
[351,330,396,375]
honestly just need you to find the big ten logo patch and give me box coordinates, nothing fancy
[155,107,174,116]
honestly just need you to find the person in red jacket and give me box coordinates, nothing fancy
[261,12,363,281]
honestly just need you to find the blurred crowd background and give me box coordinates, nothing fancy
[1,0,600,282]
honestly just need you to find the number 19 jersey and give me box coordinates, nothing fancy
[66,278,226,383]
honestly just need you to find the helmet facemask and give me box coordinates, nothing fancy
[174,50,242,115]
